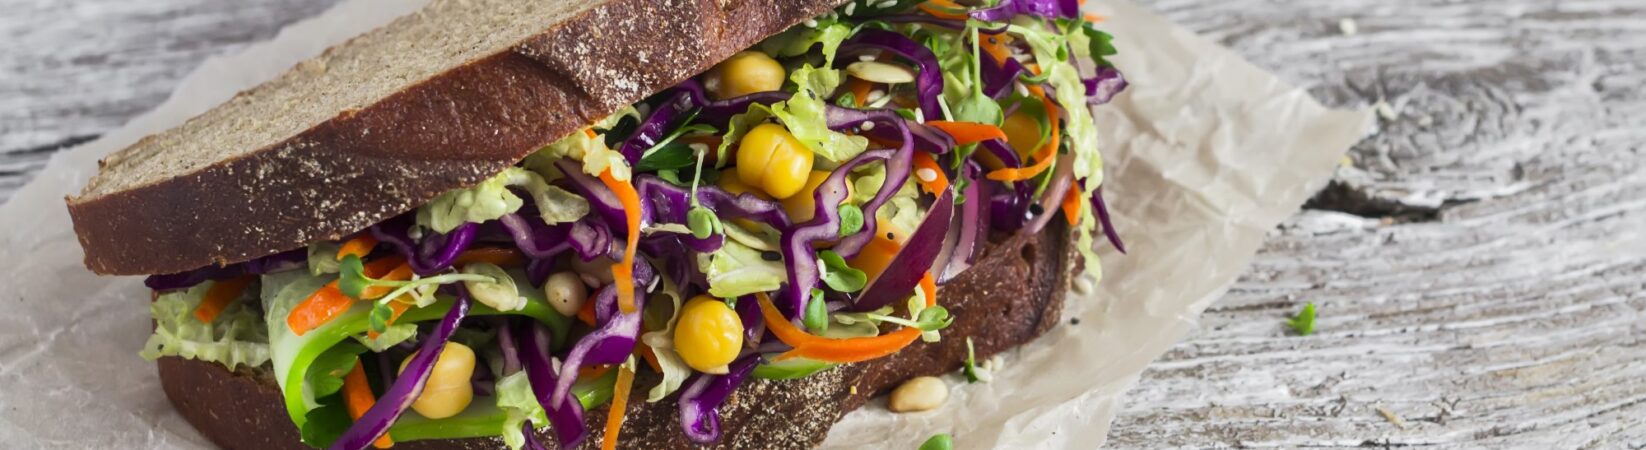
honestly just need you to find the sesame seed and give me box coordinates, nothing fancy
[858,54,877,62]
[867,90,886,102]
[859,121,876,131]
[917,168,938,183]
[760,251,782,261]
[803,19,818,27]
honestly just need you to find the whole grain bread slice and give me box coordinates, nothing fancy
[67,0,847,276]
[158,223,1071,449]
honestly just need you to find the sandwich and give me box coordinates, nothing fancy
[64,0,1128,448]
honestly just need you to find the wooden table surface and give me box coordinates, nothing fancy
[5,0,1644,448]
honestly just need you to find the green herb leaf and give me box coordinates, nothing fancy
[337,255,368,299]
[1288,303,1317,336]
[368,302,393,334]
[915,306,954,332]
[635,142,697,171]
[962,337,982,383]
[298,395,352,448]
[305,341,367,398]
[918,433,954,450]
[838,204,865,237]
[804,288,829,333]
[818,250,868,293]
[1081,23,1118,68]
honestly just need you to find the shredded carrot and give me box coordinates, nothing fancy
[978,34,1014,65]
[1060,185,1083,226]
[601,365,635,450]
[911,152,951,195]
[755,293,924,364]
[577,299,598,327]
[846,78,875,108]
[927,121,1009,146]
[192,275,254,323]
[287,283,353,337]
[585,128,598,139]
[287,256,406,336]
[361,262,414,299]
[1084,12,1107,23]
[987,95,1060,182]
[917,0,969,20]
[452,247,525,268]
[336,235,380,261]
[367,301,412,340]
[343,360,394,449]
[599,170,642,314]
[637,344,663,373]
[919,273,938,308]
[580,365,611,380]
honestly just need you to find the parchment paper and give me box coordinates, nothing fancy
[0,0,1370,448]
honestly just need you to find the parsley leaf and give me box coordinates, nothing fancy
[1287,302,1317,336]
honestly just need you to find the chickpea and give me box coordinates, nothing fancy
[780,170,853,223]
[707,51,786,99]
[888,376,948,413]
[736,123,814,200]
[398,342,476,419]
[543,272,588,318]
[1000,111,1044,159]
[673,295,744,373]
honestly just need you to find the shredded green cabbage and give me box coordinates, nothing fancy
[495,371,547,450]
[140,282,270,370]
[417,170,526,233]
[697,240,787,298]
[771,65,868,165]
[639,277,692,402]
[760,16,854,66]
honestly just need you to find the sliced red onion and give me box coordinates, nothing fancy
[839,30,946,122]
[849,188,954,311]
[1024,153,1076,235]
[518,320,588,447]
[618,88,698,165]
[327,294,471,450]
[1084,67,1129,105]
[678,355,759,444]
[1090,187,1127,254]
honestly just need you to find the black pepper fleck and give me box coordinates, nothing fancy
[885,232,895,240]
[760,251,782,261]
[1028,204,1045,216]
[1070,317,1081,325]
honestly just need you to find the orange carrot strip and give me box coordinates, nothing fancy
[987,95,1061,182]
[911,152,951,195]
[599,170,642,314]
[193,276,254,323]
[1060,185,1083,226]
[847,78,874,108]
[585,128,598,139]
[979,34,1014,65]
[367,301,412,340]
[336,235,380,261]
[287,282,354,337]
[637,344,663,373]
[756,293,924,364]
[362,262,414,299]
[452,247,526,268]
[343,360,394,449]
[1084,12,1107,23]
[926,121,1009,146]
[580,365,611,380]
[917,0,969,20]
[601,365,636,450]
[577,299,598,327]
[919,273,938,308]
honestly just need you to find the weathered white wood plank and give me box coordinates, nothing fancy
[4,0,1645,448]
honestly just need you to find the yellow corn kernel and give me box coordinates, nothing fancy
[708,51,786,99]
[1001,111,1043,158]
[736,123,814,200]
[781,170,852,223]
[673,295,744,373]
[398,342,476,419]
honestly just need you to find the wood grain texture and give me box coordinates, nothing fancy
[4,0,1644,448]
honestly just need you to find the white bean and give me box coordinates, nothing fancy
[544,272,588,317]
[888,376,948,412]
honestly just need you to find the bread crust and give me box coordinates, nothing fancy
[158,223,1072,449]
[68,0,848,276]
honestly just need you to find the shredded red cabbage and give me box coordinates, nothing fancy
[970,0,1080,22]
[546,256,654,408]
[328,293,470,450]
[850,188,953,311]
[143,248,305,290]
[839,30,946,122]
[678,355,759,444]
[1090,187,1127,254]
[1084,67,1128,105]
[933,162,990,284]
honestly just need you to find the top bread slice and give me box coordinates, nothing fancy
[67,0,847,276]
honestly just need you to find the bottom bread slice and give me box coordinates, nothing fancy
[158,224,1071,450]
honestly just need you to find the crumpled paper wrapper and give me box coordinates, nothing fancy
[0,0,1369,448]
